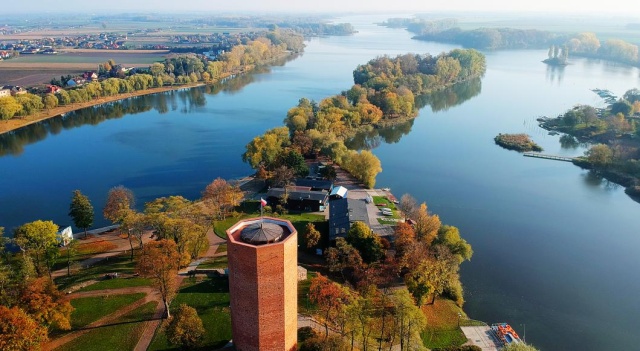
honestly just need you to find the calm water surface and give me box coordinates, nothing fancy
[1,15,639,351]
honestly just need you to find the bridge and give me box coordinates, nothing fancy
[523,152,575,162]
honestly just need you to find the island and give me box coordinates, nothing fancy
[540,88,640,200]
[494,133,543,152]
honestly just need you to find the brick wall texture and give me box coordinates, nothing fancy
[227,218,298,351]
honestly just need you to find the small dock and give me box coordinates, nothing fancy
[523,152,575,162]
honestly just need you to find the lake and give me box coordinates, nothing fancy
[1,14,639,351]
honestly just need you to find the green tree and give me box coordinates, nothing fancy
[68,190,94,238]
[390,288,427,351]
[435,225,473,263]
[56,90,70,106]
[43,94,58,110]
[15,94,43,115]
[346,221,384,264]
[165,304,205,349]
[0,96,22,120]
[14,221,59,278]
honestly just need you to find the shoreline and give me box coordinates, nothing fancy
[0,82,205,135]
[0,51,296,136]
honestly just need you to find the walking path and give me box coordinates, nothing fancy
[46,226,225,351]
[51,228,155,279]
[461,326,502,351]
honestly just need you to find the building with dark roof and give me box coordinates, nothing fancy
[266,187,329,212]
[329,198,370,240]
[226,217,298,351]
[294,178,333,192]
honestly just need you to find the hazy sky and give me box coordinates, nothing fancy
[3,0,640,16]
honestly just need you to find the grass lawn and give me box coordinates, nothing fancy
[373,196,398,210]
[421,298,468,348]
[78,277,152,292]
[55,254,138,291]
[196,256,228,270]
[69,293,146,329]
[148,277,231,351]
[214,243,227,254]
[298,271,318,315]
[55,301,157,351]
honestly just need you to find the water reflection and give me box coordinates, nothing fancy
[417,77,482,113]
[346,78,481,150]
[582,170,621,191]
[546,64,565,83]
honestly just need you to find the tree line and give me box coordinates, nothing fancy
[0,28,304,121]
[391,18,640,66]
[243,49,486,188]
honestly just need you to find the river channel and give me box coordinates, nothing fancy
[1,14,639,351]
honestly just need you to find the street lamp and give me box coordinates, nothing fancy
[457,312,462,327]
[520,323,526,343]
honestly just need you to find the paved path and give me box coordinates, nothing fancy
[47,226,224,350]
[52,229,155,279]
[45,287,161,351]
[461,326,502,351]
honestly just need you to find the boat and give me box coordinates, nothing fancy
[491,323,522,345]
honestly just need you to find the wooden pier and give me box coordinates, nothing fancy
[523,152,575,162]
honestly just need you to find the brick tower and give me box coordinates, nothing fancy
[226,217,298,351]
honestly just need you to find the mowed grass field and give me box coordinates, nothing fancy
[0,50,167,85]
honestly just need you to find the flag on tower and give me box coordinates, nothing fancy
[260,198,267,207]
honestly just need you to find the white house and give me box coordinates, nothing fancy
[57,226,73,246]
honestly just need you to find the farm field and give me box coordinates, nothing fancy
[0,50,167,85]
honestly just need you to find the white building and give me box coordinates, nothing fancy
[57,226,73,246]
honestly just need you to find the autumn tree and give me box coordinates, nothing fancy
[137,239,180,318]
[68,190,94,238]
[0,306,48,351]
[103,185,135,224]
[325,238,364,282]
[304,222,321,249]
[586,144,613,168]
[412,203,441,245]
[405,245,459,306]
[165,304,205,349]
[341,150,382,188]
[242,126,291,169]
[17,277,73,332]
[398,194,418,221]
[13,221,59,278]
[309,274,353,339]
[202,178,243,220]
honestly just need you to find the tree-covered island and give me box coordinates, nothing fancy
[541,88,640,200]
[243,48,486,188]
